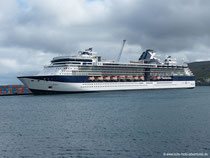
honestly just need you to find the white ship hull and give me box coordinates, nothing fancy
[18,77,195,93]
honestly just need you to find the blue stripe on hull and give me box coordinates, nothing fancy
[19,76,89,83]
[18,75,195,83]
[172,76,195,81]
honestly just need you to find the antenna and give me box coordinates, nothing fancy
[117,40,126,62]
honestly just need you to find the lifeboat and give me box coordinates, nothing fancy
[111,76,118,81]
[161,76,167,80]
[134,76,139,80]
[126,75,133,81]
[162,76,172,80]
[139,76,145,80]
[157,76,161,80]
[96,76,103,81]
[118,76,126,81]
[103,76,111,81]
[151,76,156,80]
[88,76,95,81]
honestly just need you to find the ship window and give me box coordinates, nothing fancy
[72,62,81,64]
[52,58,92,63]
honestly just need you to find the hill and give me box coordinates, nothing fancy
[188,61,210,86]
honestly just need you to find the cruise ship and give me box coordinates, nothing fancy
[18,48,195,94]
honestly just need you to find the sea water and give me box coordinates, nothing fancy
[0,87,210,158]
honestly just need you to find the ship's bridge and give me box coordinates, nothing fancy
[51,57,93,64]
[50,48,101,65]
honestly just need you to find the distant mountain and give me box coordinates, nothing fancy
[188,61,210,86]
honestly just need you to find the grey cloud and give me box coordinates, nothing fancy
[108,0,210,53]
[2,0,210,55]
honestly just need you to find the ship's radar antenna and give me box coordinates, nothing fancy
[117,40,126,62]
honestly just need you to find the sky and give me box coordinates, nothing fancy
[0,0,210,84]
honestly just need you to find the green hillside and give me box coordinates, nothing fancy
[188,61,210,86]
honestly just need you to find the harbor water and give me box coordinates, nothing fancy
[0,87,210,157]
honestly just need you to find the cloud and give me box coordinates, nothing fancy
[108,0,210,52]
[0,59,18,71]
[0,0,210,84]
[0,47,57,84]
